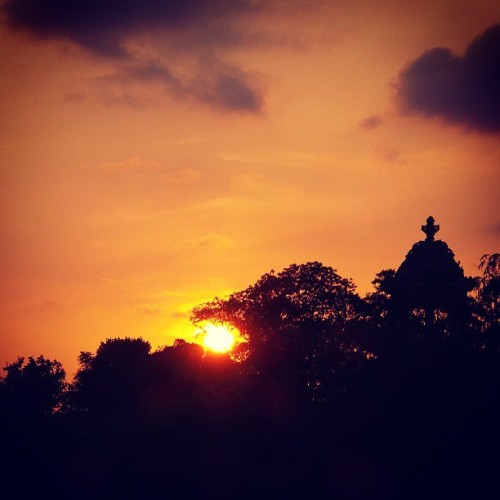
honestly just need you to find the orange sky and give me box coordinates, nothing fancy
[1,0,499,377]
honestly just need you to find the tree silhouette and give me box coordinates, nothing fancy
[473,253,499,348]
[476,254,499,325]
[0,355,66,422]
[0,356,68,497]
[363,268,396,328]
[192,262,365,401]
[72,337,152,415]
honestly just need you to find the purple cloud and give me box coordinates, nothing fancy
[395,25,500,133]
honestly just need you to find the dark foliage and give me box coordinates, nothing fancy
[363,268,396,328]
[71,337,152,415]
[476,253,500,331]
[192,262,364,392]
[0,355,67,422]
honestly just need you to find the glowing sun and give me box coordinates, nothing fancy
[202,323,236,353]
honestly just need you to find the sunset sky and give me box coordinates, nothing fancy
[1,0,499,377]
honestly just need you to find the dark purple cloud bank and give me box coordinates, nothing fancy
[3,0,265,112]
[395,25,500,133]
[3,0,258,57]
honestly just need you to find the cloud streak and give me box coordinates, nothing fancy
[105,59,264,112]
[395,25,500,133]
[359,114,383,129]
[129,304,165,317]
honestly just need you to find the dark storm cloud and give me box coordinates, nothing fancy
[395,25,500,133]
[3,0,259,58]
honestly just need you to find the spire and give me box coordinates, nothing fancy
[421,216,440,242]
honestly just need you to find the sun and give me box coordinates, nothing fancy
[202,323,236,353]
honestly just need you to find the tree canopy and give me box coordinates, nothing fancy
[0,355,66,421]
[72,337,152,414]
[193,261,361,333]
[475,253,499,335]
[251,261,360,325]
[191,262,366,398]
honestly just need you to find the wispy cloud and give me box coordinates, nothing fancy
[96,156,163,173]
[99,58,265,112]
[95,156,202,186]
[30,298,72,314]
[173,234,232,251]
[129,303,165,316]
[359,114,383,129]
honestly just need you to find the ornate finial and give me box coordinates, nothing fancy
[421,216,440,241]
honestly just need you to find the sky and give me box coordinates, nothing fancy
[1,0,499,377]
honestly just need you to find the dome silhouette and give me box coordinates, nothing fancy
[392,216,473,329]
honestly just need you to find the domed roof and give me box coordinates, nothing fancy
[393,217,472,312]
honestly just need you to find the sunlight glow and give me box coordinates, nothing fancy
[202,323,236,353]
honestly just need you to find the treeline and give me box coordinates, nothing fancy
[0,256,498,499]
